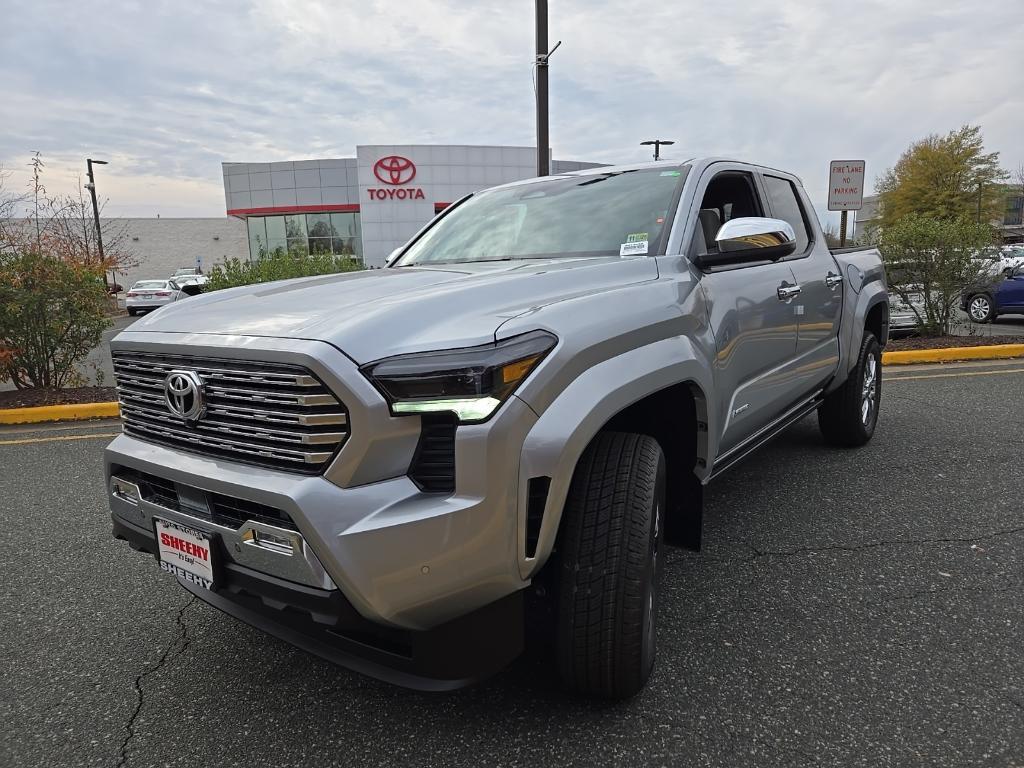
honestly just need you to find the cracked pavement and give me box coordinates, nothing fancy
[1,361,1022,767]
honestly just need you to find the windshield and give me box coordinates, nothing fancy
[395,166,688,266]
[133,281,167,289]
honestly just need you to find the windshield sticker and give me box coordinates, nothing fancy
[659,170,681,177]
[625,232,648,243]
[620,240,649,256]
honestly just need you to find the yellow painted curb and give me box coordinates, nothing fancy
[0,401,120,425]
[883,344,1024,366]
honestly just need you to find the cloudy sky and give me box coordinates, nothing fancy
[1,0,1021,225]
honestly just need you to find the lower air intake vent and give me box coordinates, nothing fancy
[409,414,457,493]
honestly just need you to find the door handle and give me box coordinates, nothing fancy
[777,283,802,301]
[825,272,844,289]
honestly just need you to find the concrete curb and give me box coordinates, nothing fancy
[2,343,1024,425]
[0,402,120,425]
[882,343,1024,366]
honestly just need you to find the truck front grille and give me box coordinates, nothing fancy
[112,351,349,474]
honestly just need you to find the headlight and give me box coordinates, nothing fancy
[361,330,557,423]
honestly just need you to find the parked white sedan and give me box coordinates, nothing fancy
[125,280,184,315]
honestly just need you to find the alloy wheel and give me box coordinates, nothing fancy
[969,296,991,322]
[861,354,878,426]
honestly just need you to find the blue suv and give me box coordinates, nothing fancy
[963,265,1024,323]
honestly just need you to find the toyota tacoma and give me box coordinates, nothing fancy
[106,158,889,698]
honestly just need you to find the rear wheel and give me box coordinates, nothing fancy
[127,308,137,316]
[556,432,665,699]
[968,294,994,323]
[818,332,881,447]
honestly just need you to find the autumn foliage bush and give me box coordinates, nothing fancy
[0,251,111,389]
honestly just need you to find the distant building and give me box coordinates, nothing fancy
[105,217,247,288]
[222,144,602,267]
[853,190,1024,244]
[852,195,881,241]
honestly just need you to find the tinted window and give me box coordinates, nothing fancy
[763,175,810,254]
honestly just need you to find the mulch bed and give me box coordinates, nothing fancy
[887,335,1024,352]
[0,387,118,409]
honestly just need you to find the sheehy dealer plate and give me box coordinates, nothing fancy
[154,518,215,589]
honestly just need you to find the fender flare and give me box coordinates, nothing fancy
[515,336,714,579]
[833,280,888,390]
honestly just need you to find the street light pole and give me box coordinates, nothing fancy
[535,0,549,177]
[640,139,675,161]
[85,158,108,267]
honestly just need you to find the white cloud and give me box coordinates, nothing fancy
[1,0,1021,221]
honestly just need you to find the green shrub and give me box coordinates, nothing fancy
[878,215,998,336]
[0,251,111,389]
[207,248,364,291]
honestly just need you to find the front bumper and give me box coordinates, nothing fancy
[111,513,522,690]
[105,331,541,685]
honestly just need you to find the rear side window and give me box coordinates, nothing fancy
[763,175,810,255]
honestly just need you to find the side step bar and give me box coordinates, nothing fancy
[709,391,824,480]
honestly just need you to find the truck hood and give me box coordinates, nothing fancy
[125,257,659,363]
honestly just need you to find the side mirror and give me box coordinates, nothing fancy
[695,217,797,268]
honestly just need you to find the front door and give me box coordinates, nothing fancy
[690,167,800,455]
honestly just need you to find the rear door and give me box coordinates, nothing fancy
[762,172,843,392]
[688,164,800,455]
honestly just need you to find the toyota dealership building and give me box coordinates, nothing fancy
[222,144,601,267]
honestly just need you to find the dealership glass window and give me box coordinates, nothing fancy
[264,216,287,254]
[307,213,336,239]
[284,214,308,252]
[247,217,267,257]
[244,213,362,259]
[308,238,333,254]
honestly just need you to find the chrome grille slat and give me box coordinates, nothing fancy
[119,401,346,445]
[112,352,349,474]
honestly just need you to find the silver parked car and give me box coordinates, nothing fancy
[125,280,183,315]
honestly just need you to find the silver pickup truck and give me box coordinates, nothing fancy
[105,158,888,698]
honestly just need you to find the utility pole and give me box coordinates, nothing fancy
[85,158,108,270]
[640,139,675,161]
[535,0,549,177]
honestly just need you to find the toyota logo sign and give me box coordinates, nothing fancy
[373,155,416,185]
[164,369,206,422]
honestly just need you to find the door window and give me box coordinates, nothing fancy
[694,172,764,255]
[763,175,811,255]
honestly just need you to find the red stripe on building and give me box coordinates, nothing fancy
[434,202,451,212]
[227,204,361,217]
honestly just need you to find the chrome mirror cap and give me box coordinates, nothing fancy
[715,217,796,253]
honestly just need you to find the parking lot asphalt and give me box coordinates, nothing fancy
[2,361,1022,768]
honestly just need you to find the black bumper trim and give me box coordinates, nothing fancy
[112,513,523,691]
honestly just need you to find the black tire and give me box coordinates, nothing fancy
[127,308,137,316]
[556,431,665,699]
[967,293,995,323]
[818,332,881,447]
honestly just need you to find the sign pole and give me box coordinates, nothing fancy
[827,160,865,248]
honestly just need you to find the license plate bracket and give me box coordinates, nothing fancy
[154,518,217,590]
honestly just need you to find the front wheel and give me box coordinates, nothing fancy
[556,432,665,699]
[818,332,881,447]
[967,294,994,323]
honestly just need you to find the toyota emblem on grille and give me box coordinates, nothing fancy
[373,155,416,185]
[164,369,205,422]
